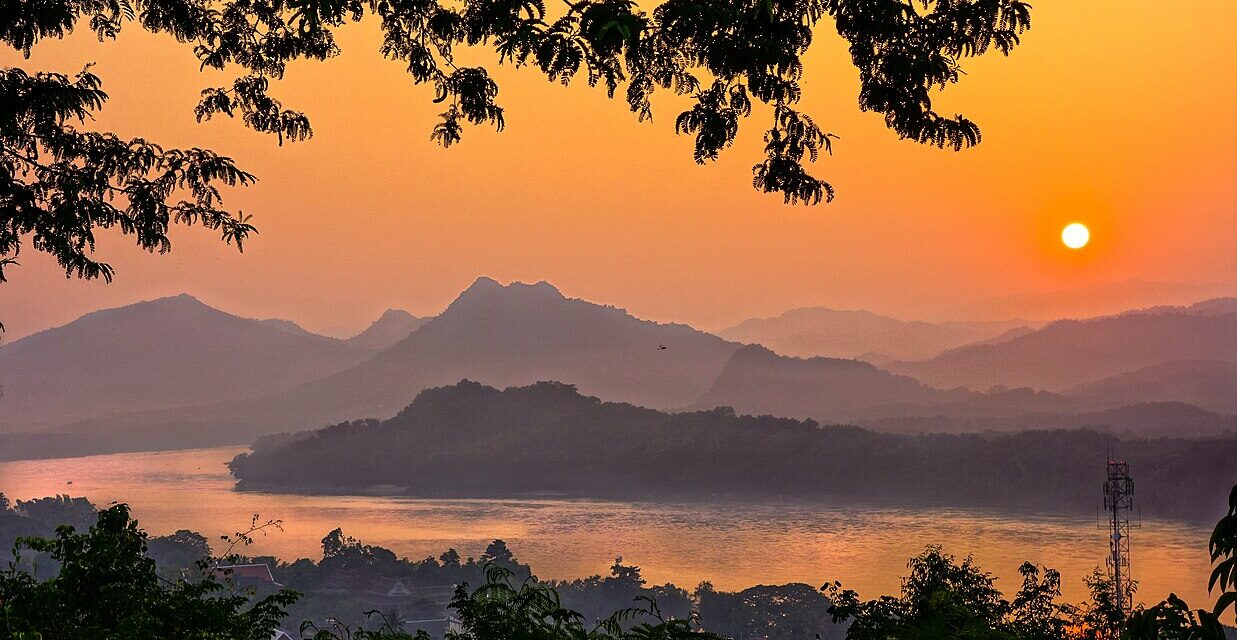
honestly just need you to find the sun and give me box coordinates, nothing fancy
[1061,222,1090,249]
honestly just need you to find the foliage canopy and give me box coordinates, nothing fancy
[0,503,298,639]
[1,0,1031,293]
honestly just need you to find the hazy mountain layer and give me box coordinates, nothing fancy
[886,299,1237,392]
[256,318,319,336]
[0,295,373,429]
[690,345,968,422]
[5,284,1232,453]
[1063,359,1237,415]
[720,308,1031,361]
[166,277,742,432]
[953,279,1236,321]
[345,309,430,350]
[683,344,1234,435]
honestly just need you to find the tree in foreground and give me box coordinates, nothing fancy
[1123,483,1237,640]
[1,0,1032,297]
[0,503,297,639]
[824,483,1237,640]
[824,547,1076,640]
[431,564,723,640]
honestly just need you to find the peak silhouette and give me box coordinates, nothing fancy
[258,318,316,336]
[189,279,738,431]
[462,275,504,293]
[0,296,372,428]
[347,308,428,350]
[446,277,567,313]
[122,293,210,312]
[692,344,950,422]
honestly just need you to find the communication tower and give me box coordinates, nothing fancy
[1103,458,1136,617]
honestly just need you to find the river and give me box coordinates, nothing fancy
[0,446,1217,609]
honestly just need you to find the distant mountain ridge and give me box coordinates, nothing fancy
[954,279,1235,321]
[886,299,1237,392]
[346,309,430,350]
[690,344,965,422]
[256,318,319,336]
[720,308,1031,361]
[684,344,1234,437]
[151,277,743,433]
[1063,360,1237,414]
[3,282,1233,459]
[0,294,374,429]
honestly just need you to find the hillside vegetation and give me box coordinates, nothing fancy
[230,381,1233,520]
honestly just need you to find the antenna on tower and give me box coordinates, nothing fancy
[1101,453,1137,618]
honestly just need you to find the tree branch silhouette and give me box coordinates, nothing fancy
[1,0,1032,307]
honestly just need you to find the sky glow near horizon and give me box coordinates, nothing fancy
[1,1,1234,339]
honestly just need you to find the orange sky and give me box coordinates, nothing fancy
[2,0,1235,339]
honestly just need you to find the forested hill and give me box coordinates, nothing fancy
[229,381,1233,521]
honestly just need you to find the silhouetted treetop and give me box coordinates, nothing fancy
[1,0,1031,298]
[0,66,256,291]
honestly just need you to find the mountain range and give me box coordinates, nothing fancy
[173,277,741,431]
[885,299,1237,393]
[690,344,968,422]
[1,279,1232,457]
[0,295,375,429]
[1062,359,1236,415]
[950,278,1236,321]
[345,309,431,350]
[719,308,1032,362]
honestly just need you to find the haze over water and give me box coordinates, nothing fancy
[0,446,1214,607]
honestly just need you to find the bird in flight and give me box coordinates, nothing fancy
[657,344,667,350]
